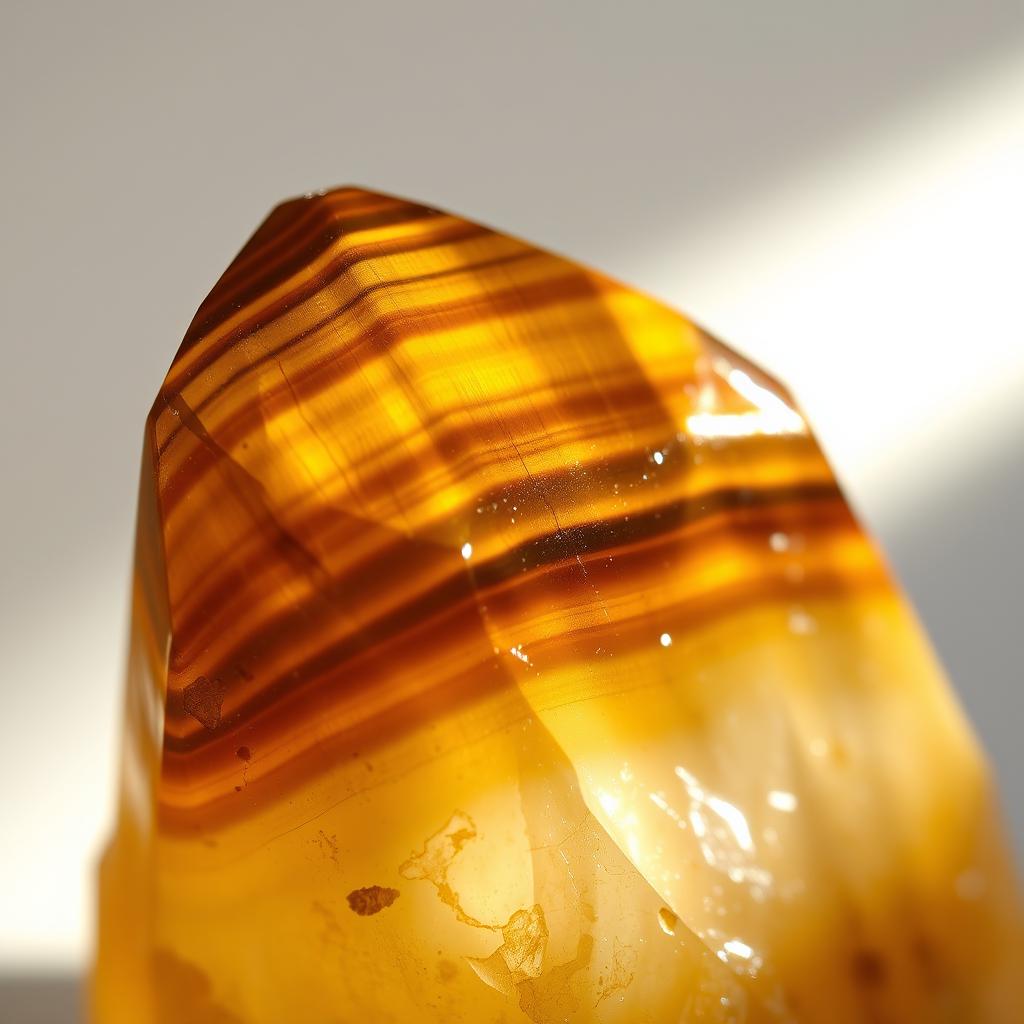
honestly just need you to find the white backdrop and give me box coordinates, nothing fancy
[2,0,1022,975]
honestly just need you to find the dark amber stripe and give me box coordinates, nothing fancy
[161,483,847,753]
[157,278,634,522]
[175,192,437,365]
[211,190,396,285]
[161,417,830,679]
[156,242,544,493]
[159,334,672,529]
[169,424,829,638]
[162,214,484,403]
[156,557,883,831]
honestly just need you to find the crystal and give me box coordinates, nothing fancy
[93,187,1024,1022]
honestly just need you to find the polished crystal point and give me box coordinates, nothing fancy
[93,186,1024,1022]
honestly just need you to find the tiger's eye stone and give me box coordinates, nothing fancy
[93,187,1024,1023]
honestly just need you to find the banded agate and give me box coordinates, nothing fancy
[93,187,1024,1023]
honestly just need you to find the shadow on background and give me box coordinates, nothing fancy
[0,974,80,1024]
[887,422,1024,843]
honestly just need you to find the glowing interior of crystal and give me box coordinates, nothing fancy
[93,187,1024,1023]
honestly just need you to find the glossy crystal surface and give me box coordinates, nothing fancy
[94,187,1024,1022]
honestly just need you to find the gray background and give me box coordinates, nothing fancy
[2,1,1023,1017]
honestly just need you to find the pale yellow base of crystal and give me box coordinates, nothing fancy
[93,586,1023,1023]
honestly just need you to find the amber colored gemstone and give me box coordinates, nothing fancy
[93,187,1024,1023]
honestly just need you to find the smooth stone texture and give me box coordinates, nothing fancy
[93,188,1024,1023]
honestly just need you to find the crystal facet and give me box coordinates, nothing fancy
[93,187,1024,1022]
